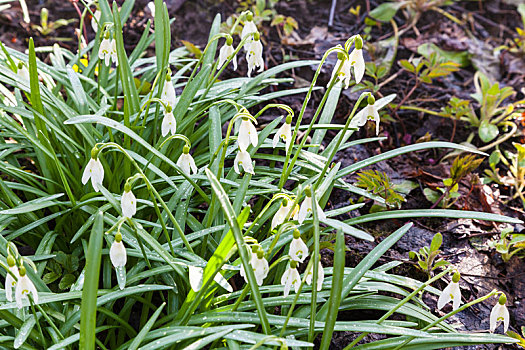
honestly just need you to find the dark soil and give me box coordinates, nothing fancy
[2,0,525,349]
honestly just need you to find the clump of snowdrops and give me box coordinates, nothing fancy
[0,0,521,349]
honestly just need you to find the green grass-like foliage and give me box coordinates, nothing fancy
[0,0,520,349]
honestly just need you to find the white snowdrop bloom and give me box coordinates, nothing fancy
[297,187,326,224]
[218,40,237,71]
[281,261,301,297]
[98,34,113,66]
[241,15,258,42]
[349,95,380,135]
[91,9,101,33]
[289,230,309,263]
[146,2,155,17]
[177,146,198,176]
[437,272,462,311]
[329,55,352,89]
[4,256,18,302]
[161,75,177,109]
[237,117,258,152]
[240,248,269,286]
[271,198,295,230]
[15,61,30,82]
[110,233,127,268]
[15,267,38,309]
[121,188,137,218]
[82,157,104,192]
[233,149,255,175]
[161,106,176,137]
[110,38,118,66]
[306,260,324,292]
[272,115,292,153]
[348,46,365,84]
[490,294,510,333]
[246,38,264,77]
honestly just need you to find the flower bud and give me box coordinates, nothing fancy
[293,229,300,239]
[499,293,507,305]
[115,232,123,243]
[166,105,172,113]
[355,35,363,50]
[183,145,190,154]
[90,147,99,159]
[367,93,376,105]
[226,35,233,46]
[337,52,345,61]
[7,255,15,267]
[19,266,26,276]
[285,115,292,124]
[452,271,460,283]
[124,181,131,193]
[253,32,260,41]
[246,11,253,21]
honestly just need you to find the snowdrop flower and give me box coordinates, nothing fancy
[240,246,269,286]
[490,294,510,333]
[437,272,462,311]
[241,12,258,42]
[82,156,104,192]
[99,32,117,66]
[161,105,176,137]
[218,37,237,71]
[281,260,301,297]
[4,255,18,302]
[121,185,137,218]
[15,267,38,309]
[233,149,255,175]
[161,74,177,109]
[110,233,127,268]
[349,94,381,135]
[177,145,198,176]
[245,35,264,77]
[348,39,365,84]
[15,61,30,81]
[329,52,352,89]
[298,186,326,224]
[237,117,258,152]
[91,9,101,33]
[306,260,324,292]
[272,115,292,153]
[271,198,297,229]
[289,230,309,263]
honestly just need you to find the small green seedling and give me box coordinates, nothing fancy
[409,232,450,278]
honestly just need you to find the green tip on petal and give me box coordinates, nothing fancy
[355,35,363,50]
[304,186,312,197]
[19,266,26,276]
[293,229,300,239]
[285,115,292,124]
[452,271,460,283]
[115,232,123,243]
[7,255,15,267]
[499,293,507,305]
[290,260,298,269]
[367,93,376,105]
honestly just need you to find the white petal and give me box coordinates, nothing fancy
[213,272,233,292]
[349,108,367,130]
[437,283,453,310]
[162,111,176,137]
[241,20,258,41]
[315,201,326,221]
[110,241,127,267]
[298,197,312,224]
[121,191,137,218]
[349,48,365,84]
[451,283,462,311]
[289,237,309,263]
[189,266,204,292]
[177,154,191,176]
[281,269,292,297]
[189,156,198,175]
[82,159,94,185]
[91,10,101,32]
[291,269,301,293]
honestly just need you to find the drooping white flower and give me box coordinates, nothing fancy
[161,75,177,109]
[289,230,309,263]
[348,46,365,84]
[99,34,113,66]
[437,272,462,311]
[237,117,258,152]
[91,9,101,33]
[240,247,269,286]
[177,146,198,176]
[349,95,380,135]
[272,115,292,153]
[4,256,18,302]
[329,56,352,89]
[161,106,176,137]
[121,188,137,218]
[15,267,38,309]
[246,38,264,77]
[241,17,258,42]
[233,149,255,175]
[490,294,510,333]
[146,2,155,17]
[82,157,104,192]
[110,38,118,66]
[297,187,327,224]
[110,233,127,268]
[15,60,30,82]
[218,40,237,71]
[271,198,296,230]
[306,260,324,292]
[281,261,301,297]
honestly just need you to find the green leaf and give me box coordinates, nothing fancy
[59,273,76,290]
[368,2,403,22]
[478,120,499,143]
[430,232,443,252]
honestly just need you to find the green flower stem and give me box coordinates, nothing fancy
[96,143,193,254]
[314,92,368,191]
[267,223,296,259]
[35,303,65,340]
[253,103,294,120]
[157,134,191,150]
[392,289,499,350]
[244,193,292,238]
[278,46,346,190]
[478,121,518,152]
[308,188,320,342]
[344,268,452,349]
[29,296,46,349]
